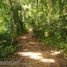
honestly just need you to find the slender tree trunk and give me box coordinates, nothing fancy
[8,0,24,35]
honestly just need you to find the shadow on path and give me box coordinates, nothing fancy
[15,31,67,67]
[0,30,67,67]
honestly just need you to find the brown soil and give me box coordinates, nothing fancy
[0,31,67,67]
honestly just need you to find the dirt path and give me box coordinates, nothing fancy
[0,31,67,67]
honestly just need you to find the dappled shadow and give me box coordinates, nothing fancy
[15,31,67,67]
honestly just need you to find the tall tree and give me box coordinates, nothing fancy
[8,0,24,35]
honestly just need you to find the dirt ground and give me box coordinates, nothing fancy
[0,31,67,67]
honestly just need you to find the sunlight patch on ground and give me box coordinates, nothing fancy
[40,59,55,63]
[19,52,42,60]
[29,42,39,44]
[17,52,55,63]
[21,36,27,39]
[50,50,61,55]
[29,28,32,32]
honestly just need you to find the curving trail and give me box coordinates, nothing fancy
[15,31,67,67]
[0,30,67,67]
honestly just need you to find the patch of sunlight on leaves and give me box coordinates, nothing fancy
[0,26,7,33]
[22,4,31,10]
[0,19,3,23]
[44,32,49,37]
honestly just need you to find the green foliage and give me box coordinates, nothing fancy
[0,0,17,58]
[21,0,67,52]
[0,0,67,58]
[0,44,16,58]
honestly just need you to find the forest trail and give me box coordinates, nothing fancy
[1,30,67,67]
[14,29,67,67]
